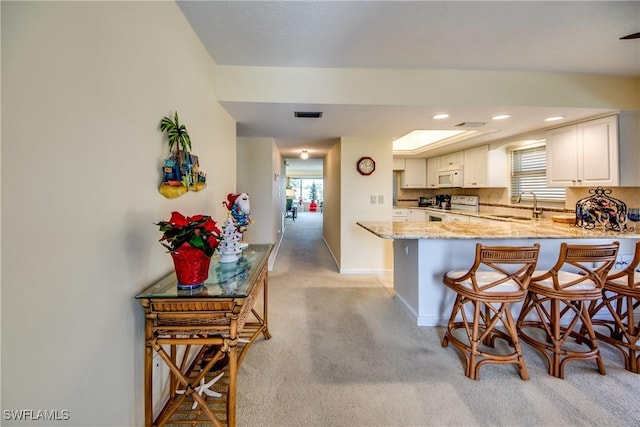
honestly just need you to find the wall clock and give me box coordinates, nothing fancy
[356,156,376,176]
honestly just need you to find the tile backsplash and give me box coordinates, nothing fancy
[397,186,640,212]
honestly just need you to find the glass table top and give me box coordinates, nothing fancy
[136,244,273,299]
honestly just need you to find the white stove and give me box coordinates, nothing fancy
[450,195,479,213]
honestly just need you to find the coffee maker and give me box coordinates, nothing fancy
[435,194,451,209]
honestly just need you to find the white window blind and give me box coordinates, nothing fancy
[510,145,565,202]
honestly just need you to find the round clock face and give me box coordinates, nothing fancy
[357,157,375,175]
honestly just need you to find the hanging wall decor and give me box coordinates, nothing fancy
[574,187,633,232]
[158,111,207,198]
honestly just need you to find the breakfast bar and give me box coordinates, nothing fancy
[357,219,640,326]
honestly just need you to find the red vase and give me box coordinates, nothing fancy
[171,244,211,289]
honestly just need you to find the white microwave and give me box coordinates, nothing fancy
[436,165,463,188]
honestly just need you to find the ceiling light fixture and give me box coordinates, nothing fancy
[300,150,309,160]
[491,114,512,120]
[544,116,565,122]
[432,114,450,120]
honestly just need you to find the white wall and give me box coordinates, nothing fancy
[216,66,640,111]
[237,138,283,269]
[1,2,235,425]
[339,138,394,273]
[323,142,342,267]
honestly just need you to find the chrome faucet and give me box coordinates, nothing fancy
[517,191,543,219]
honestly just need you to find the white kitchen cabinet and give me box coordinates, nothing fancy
[409,209,428,221]
[440,151,464,167]
[463,145,489,187]
[546,116,618,187]
[393,158,406,171]
[426,157,441,189]
[462,144,508,188]
[401,158,427,188]
[392,209,409,222]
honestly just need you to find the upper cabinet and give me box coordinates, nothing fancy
[439,151,464,167]
[463,145,489,187]
[426,157,441,188]
[400,158,427,188]
[546,116,618,187]
[462,145,507,188]
[393,158,406,171]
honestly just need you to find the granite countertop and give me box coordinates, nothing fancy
[357,219,640,240]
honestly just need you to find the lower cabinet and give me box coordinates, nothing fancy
[393,209,409,222]
[409,209,428,221]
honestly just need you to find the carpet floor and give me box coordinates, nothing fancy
[236,212,639,427]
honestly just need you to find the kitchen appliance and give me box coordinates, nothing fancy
[450,195,479,213]
[436,165,463,188]
[418,196,435,207]
[435,194,451,209]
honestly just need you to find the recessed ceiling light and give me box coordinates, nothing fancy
[432,114,449,120]
[491,114,512,120]
[393,130,467,151]
[544,116,565,122]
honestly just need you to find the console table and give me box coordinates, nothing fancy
[136,244,273,427]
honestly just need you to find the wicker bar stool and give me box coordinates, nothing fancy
[441,243,540,380]
[589,241,640,373]
[517,242,619,379]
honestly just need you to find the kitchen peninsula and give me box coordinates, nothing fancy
[357,218,640,326]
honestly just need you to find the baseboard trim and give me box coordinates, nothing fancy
[322,236,341,271]
[268,232,285,271]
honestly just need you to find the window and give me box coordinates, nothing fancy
[510,145,565,202]
[288,178,323,202]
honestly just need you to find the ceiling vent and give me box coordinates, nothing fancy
[454,121,487,128]
[294,111,323,118]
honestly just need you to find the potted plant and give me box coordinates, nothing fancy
[157,211,221,289]
[309,182,318,211]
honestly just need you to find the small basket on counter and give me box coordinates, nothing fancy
[574,187,634,232]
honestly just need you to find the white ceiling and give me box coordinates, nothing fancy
[178,1,640,161]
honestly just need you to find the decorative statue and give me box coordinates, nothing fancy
[222,193,252,232]
[218,214,244,263]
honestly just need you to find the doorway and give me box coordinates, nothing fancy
[288,178,323,213]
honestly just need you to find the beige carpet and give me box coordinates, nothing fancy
[237,211,638,427]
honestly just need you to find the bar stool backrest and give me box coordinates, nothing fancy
[464,244,540,294]
[534,242,619,292]
[607,241,640,291]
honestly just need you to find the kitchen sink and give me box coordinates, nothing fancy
[493,215,533,221]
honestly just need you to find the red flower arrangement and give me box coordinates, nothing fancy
[157,211,221,257]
